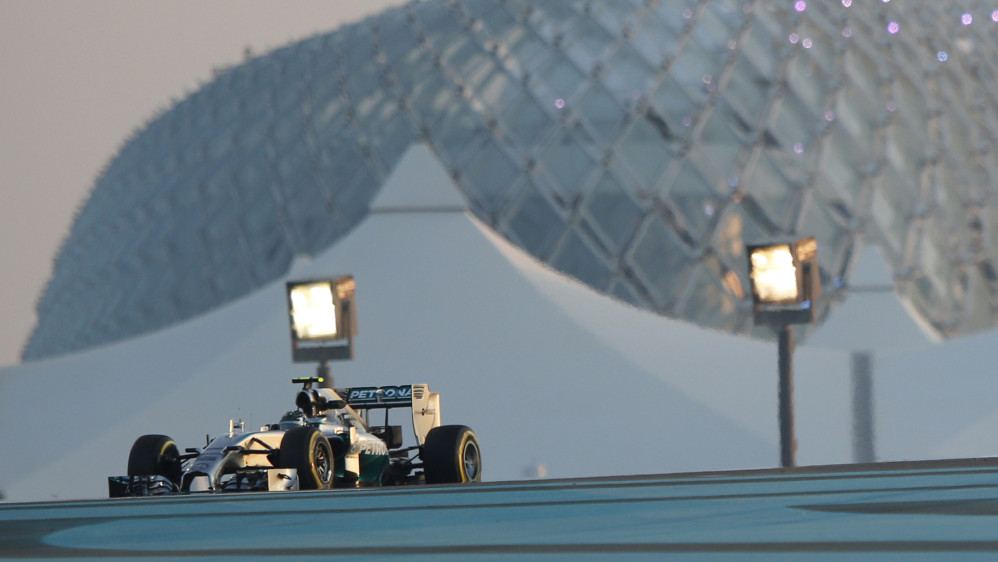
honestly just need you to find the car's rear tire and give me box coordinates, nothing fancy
[279,427,334,490]
[127,434,182,485]
[423,425,481,484]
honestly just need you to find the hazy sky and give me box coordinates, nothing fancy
[0,0,407,366]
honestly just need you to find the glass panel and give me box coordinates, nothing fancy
[476,2,519,43]
[551,228,612,290]
[666,159,719,241]
[235,156,269,196]
[741,151,798,229]
[710,207,749,286]
[532,52,586,104]
[459,0,501,20]
[242,203,292,282]
[575,83,625,142]
[695,107,743,184]
[311,96,346,136]
[417,1,462,40]
[818,124,866,208]
[410,74,456,126]
[370,111,416,173]
[915,221,960,322]
[377,11,419,58]
[589,1,629,38]
[463,141,520,210]
[501,92,554,146]
[584,172,644,254]
[354,88,388,124]
[462,50,497,93]
[173,254,215,314]
[707,0,747,30]
[982,207,998,268]
[276,144,309,187]
[870,167,915,255]
[884,120,924,191]
[798,197,851,282]
[720,55,773,128]
[678,266,740,330]
[667,40,718,106]
[940,105,976,171]
[786,58,831,117]
[630,10,676,68]
[441,36,483,78]
[274,112,306,147]
[608,278,644,308]
[843,47,882,105]
[475,64,521,113]
[327,141,364,182]
[503,25,549,72]
[538,130,595,199]
[400,38,433,81]
[834,85,878,156]
[507,178,566,259]
[564,13,616,61]
[650,0,695,36]
[690,2,736,55]
[332,164,377,226]
[737,13,781,79]
[529,1,578,44]
[628,213,694,308]
[650,71,700,139]
[381,26,422,83]
[770,94,820,155]
[205,128,236,161]
[434,105,489,170]
[961,265,994,332]
[618,116,674,190]
[285,187,339,256]
[603,44,655,99]
[931,159,968,247]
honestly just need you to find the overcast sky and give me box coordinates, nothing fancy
[0,0,408,366]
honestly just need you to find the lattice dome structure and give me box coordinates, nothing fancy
[24,0,998,360]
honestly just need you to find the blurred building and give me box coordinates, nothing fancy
[24,0,998,360]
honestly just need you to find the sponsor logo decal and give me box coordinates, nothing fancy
[347,385,412,403]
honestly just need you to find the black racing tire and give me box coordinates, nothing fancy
[279,426,334,490]
[422,425,482,484]
[127,434,182,485]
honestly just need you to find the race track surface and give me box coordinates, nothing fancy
[4,459,998,560]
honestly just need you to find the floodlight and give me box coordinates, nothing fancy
[286,276,356,363]
[749,244,798,304]
[747,237,820,326]
[745,237,820,468]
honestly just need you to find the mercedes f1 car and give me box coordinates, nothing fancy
[109,378,481,496]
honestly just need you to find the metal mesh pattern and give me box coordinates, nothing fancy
[24,0,998,359]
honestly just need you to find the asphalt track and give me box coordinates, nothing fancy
[5,459,998,560]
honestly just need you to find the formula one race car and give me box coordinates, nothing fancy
[109,378,481,496]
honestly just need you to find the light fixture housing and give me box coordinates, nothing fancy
[747,237,821,326]
[286,276,356,363]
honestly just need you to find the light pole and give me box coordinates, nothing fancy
[286,275,357,388]
[747,238,820,468]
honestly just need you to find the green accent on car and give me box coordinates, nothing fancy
[359,453,389,484]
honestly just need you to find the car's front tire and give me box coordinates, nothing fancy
[422,425,482,484]
[127,434,182,486]
[279,427,334,490]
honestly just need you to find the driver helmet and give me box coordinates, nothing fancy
[279,410,306,430]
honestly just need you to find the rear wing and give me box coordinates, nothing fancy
[338,384,440,445]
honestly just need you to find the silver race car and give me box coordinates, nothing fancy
[109,377,481,496]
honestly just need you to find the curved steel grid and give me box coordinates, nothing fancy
[24,0,998,359]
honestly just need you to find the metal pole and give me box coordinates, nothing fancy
[851,350,875,463]
[778,325,796,468]
[317,360,333,389]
